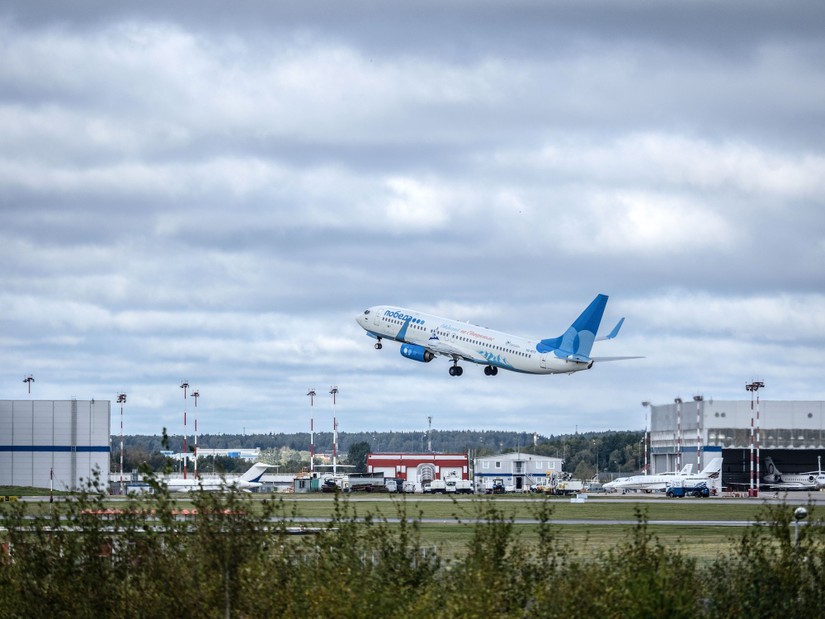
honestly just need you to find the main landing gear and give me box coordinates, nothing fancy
[484,365,498,376]
[448,361,464,377]
[374,337,383,350]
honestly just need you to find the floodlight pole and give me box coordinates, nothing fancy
[180,381,189,479]
[641,401,650,474]
[117,393,127,493]
[307,389,316,473]
[693,395,704,469]
[674,398,683,471]
[23,374,34,396]
[746,381,765,494]
[192,390,199,478]
[330,386,339,476]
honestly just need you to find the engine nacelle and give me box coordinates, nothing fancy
[400,343,435,363]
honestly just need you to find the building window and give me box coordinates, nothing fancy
[495,461,502,469]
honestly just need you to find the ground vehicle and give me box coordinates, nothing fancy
[666,481,710,498]
[553,479,585,496]
[425,479,447,494]
[450,479,474,494]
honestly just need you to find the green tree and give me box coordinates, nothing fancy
[346,441,371,473]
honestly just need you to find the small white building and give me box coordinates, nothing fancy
[474,452,563,491]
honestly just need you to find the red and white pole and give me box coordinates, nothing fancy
[674,398,683,470]
[330,386,339,475]
[181,381,189,479]
[310,417,315,473]
[749,389,755,493]
[194,418,198,479]
[694,396,703,470]
[117,393,126,492]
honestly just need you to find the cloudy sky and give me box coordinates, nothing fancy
[2,1,824,438]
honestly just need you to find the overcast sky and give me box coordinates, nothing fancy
[2,1,824,439]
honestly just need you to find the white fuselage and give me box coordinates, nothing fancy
[611,471,693,492]
[763,471,825,490]
[356,305,592,375]
[164,477,263,493]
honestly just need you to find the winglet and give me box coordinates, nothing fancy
[597,317,625,341]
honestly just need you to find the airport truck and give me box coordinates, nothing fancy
[553,479,585,496]
[666,481,710,498]
[445,478,474,494]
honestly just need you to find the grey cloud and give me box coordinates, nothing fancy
[2,1,824,435]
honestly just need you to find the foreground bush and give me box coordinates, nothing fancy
[2,482,824,618]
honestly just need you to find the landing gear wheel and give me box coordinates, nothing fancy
[375,339,383,350]
[484,366,498,376]
[449,364,464,377]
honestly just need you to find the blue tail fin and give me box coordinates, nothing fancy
[536,294,608,359]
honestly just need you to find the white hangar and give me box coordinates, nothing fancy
[1,399,110,491]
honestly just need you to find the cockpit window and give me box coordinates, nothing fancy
[364,309,370,315]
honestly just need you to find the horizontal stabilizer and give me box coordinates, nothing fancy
[590,356,645,362]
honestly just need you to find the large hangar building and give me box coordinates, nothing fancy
[1,399,110,491]
[648,398,825,488]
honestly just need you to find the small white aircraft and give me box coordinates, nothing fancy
[356,294,640,377]
[611,458,723,493]
[762,457,825,491]
[164,462,273,493]
[602,476,631,492]
[609,462,710,493]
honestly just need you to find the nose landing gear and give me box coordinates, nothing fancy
[374,337,383,350]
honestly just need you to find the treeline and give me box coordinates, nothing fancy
[121,429,541,457]
[117,429,644,478]
[2,482,824,617]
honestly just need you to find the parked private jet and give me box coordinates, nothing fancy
[611,458,722,493]
[762,457,825,491]
[356,294,639,377]
[164,462,273,493]
[607,463,696,493]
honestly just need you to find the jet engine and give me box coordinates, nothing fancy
[400,344,435,363]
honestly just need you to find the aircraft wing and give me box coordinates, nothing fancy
[426,335,469,360]
[761,482,817,490]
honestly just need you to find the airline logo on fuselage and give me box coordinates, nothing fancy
[384,309,425,325]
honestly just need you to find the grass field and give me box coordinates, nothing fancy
[2,489,796,563]
[263,495,760,563]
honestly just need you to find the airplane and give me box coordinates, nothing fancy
[677,458,723,491]
[761,457,825,491]
[355,293,640,377]
[609,462,705,493]
[163,462,274,493]
[602,477,631,492]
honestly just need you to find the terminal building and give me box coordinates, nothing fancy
[648,398,825,489]
[1,399,110,491]
[474,452,564,491]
